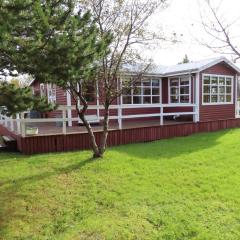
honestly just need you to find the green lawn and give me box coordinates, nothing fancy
[1,129,240,240]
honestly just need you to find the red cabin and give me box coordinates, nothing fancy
[1,56,240,154]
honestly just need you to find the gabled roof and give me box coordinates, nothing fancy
[123,56,240,76]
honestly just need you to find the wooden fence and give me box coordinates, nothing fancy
[11,118,240,155]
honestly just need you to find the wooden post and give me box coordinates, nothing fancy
[21,113,26,137]
[10,116,14,132]
[118,106,122,129]
[194,73,200,122]
[66,89,72,127]
[118,78,123,129]
[16,113,21,134]
[62,108,67,135]
[160,106,163,125]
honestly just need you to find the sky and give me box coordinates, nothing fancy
[147,0,240,66]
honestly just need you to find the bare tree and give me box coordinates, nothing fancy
[198,0,240,62]
[76,0,168,157]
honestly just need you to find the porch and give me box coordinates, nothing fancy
[0,103,198,137]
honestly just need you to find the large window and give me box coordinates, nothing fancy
[202,74,233,104]
[122,78,160,104]
[169,76,191,103]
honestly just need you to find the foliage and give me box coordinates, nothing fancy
[1,129,240,239]
[0,0,112,157]
[178,54,190,64]
[0,81,55,116]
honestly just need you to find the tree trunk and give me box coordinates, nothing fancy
[99,105,109,156]
[78,112,101,158]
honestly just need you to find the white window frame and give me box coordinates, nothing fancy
[202,74,234,105]
[122,78,161,105]
[40,83,45,97]
[47,83,57,104]
[168,75,191,104]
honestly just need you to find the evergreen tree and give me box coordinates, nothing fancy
[0,0,112,158]
[0,82,55,116]
[179,54,190,64]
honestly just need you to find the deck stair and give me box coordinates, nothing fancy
[2,135,18,152]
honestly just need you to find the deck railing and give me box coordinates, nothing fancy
[0,103,198,137]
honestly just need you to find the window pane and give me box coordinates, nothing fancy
[204,76,210,84]
[152,96,160,103]
[170,79,179,86]
[143,88,151,95]
[204,85,210,94]
[152,79,159,86]
[133,96,141,104]
[180,86,189,94]
[211,76,218,85]
[171,87,179,95]
[219,86,225,94]
[180,95,189,103]
[133,87,141,95]
[123,96,132,104]
[219,95,225,102]
[152,88,159,95]
[171,95,179,103]
[211,95,217,103]
[226,95,232,102]
[226,78,232,85]
[203,95,210,103]
[180,77,189,85]
[226,86,231,94]
[211,86,218,94]
[142,80,151,86]
[143,96,151,104]
[219,77,225,85]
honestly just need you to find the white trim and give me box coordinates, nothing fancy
[201,73,234,105]
[198,57,240,74]
[66,89,72,127]
[235,74,240,118]
[194,73,200,122]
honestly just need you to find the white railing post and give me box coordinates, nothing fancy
[20,113,26,137]
[16,113,21,134]
[194,73,200,122]
[4,116,7,128]
[160,106,163,125]
[62,108,67,134]
[118,105,122,129]
[10,116,14,132]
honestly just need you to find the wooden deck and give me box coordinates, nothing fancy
[23,119,191,136]
[0,118,238,155]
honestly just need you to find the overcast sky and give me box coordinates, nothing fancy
[148,0,240,65]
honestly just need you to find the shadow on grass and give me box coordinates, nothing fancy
[112,129,231,160]
[0,156,95,237]
[0,157,94,187]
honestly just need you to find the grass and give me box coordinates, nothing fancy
[1,129,240,239]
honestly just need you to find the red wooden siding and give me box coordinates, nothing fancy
[10,118,240,154]
[199,62,237,122]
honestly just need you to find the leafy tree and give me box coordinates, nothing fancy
[0,82,55,116]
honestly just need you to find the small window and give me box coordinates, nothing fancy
[169,76,191,103]
[47,83,57,104]
[84,84,95,102]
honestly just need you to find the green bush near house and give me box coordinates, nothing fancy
[1,129,240,239]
